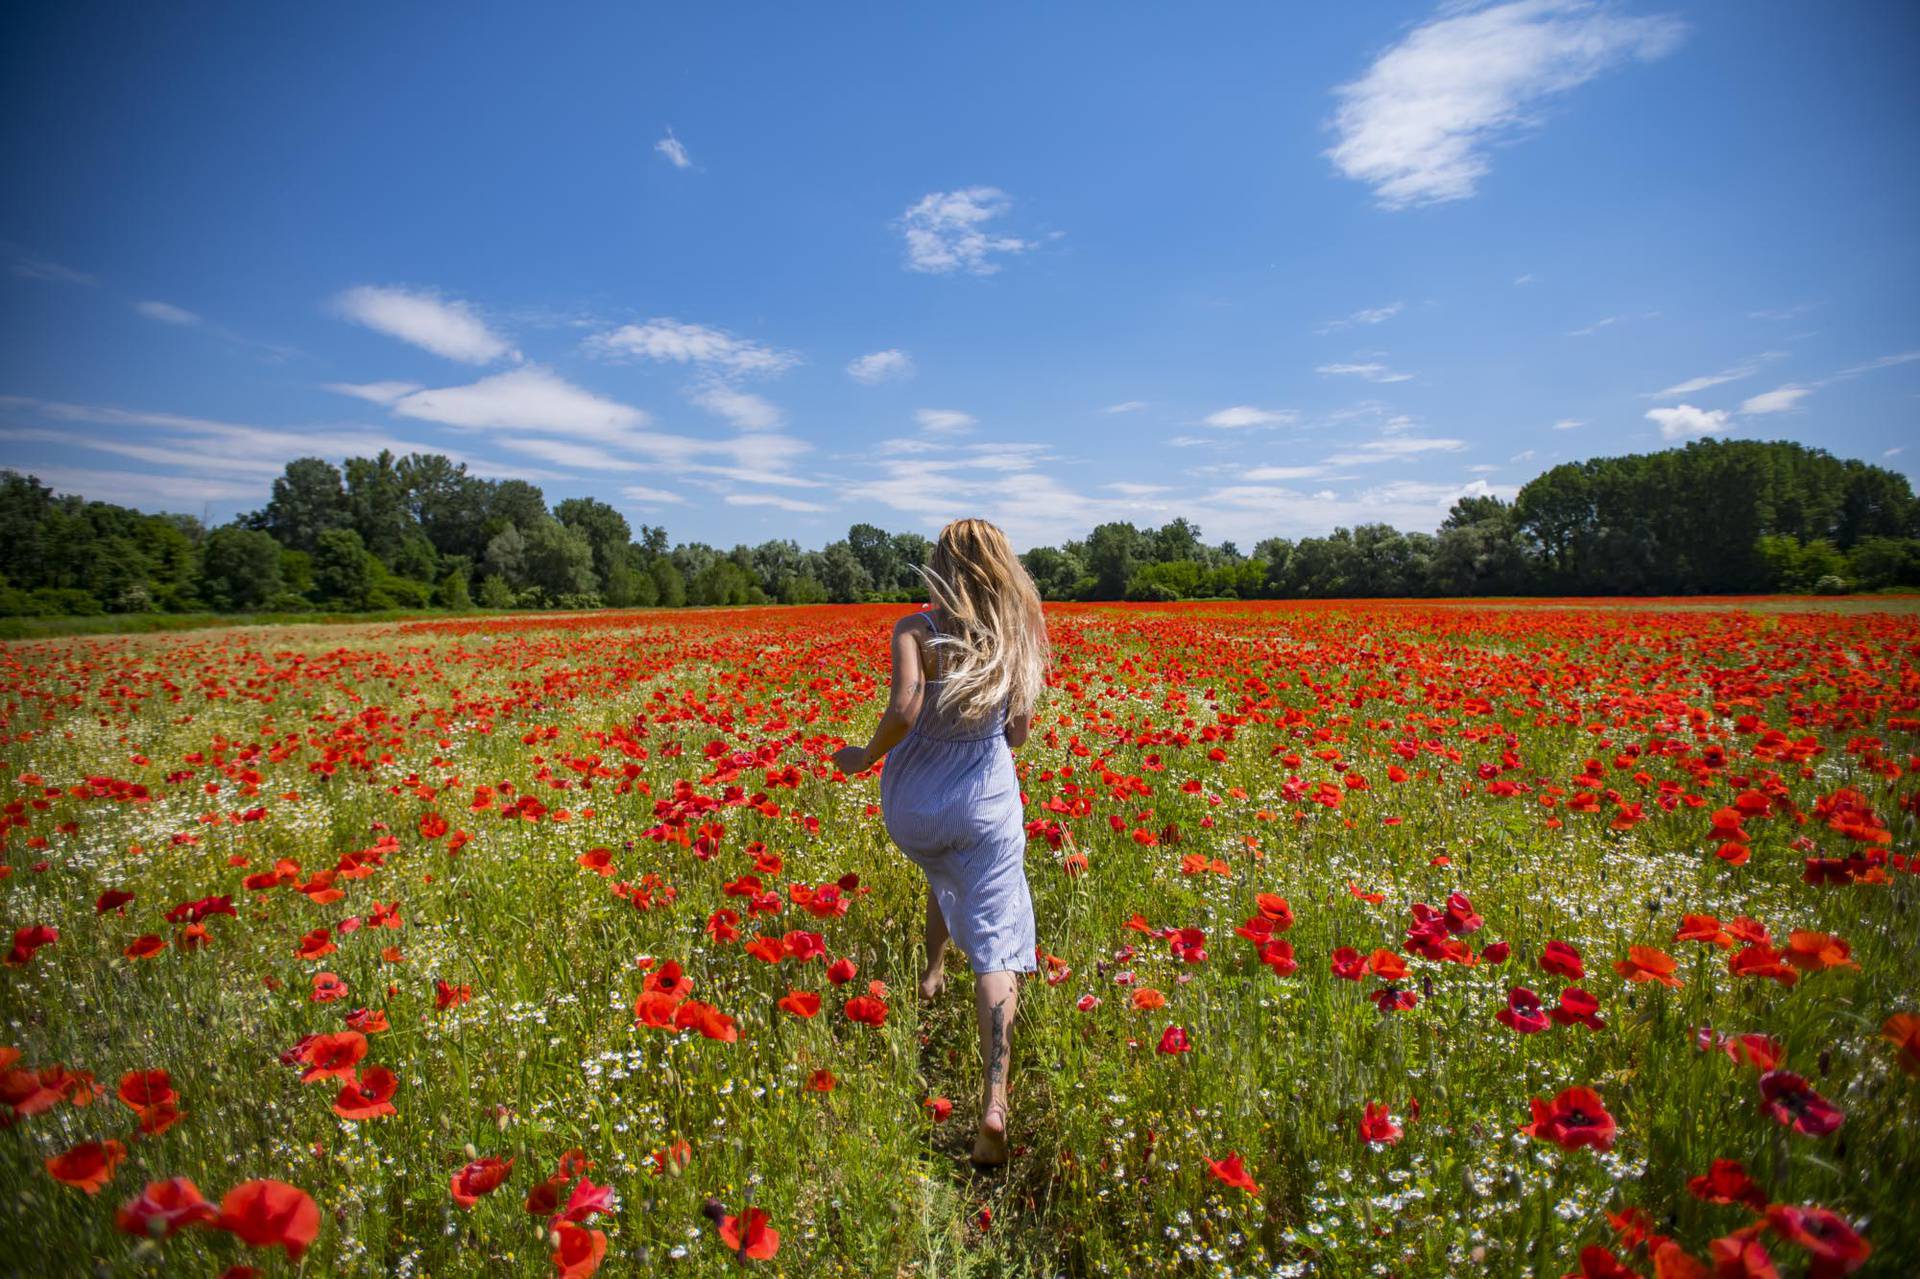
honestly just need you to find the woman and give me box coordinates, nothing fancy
[831,518,1050,1166]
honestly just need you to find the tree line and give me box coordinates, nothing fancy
[1,438,1916,618]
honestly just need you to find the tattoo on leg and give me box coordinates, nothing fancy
[987,1000,1008,1086]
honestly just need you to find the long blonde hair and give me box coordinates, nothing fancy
[915,518,1050,723]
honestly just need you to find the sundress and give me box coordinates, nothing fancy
[878,610,1037,975]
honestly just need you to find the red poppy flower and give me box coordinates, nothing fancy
[215,1179,320,1260]
[117,1069,177,1111]
[1675,914,1733,948]
[1784,931,1856,973]
[777,990,821,1018]
[1758,1070,1844,1137]
[310,971,348,1002]
[1255,893,1293,929]
[552,1222,608,1278]
[1157,1024,1192,1055]
[1207,1151,1261,1194]
[924,1096,953,1123]
[844,994,888,1028]
[1329,947,1365,980]
[344,1007,390,1034]
[826,956,857,984]
[643,961,690,999]
[783,930,826,962]
[297,1031,368,1083]
[1370,987,1417,1013]
[1367,949,1408,980]
[124,934,166,960]
[1550,987,1607,1031]
[718,1207,780,1260]
[46,1139,125,1194]
[295,928,336,961]
[1259,939,1298,976]
[1687,1158,1766,1211]
[1496,987,1550,1034]
[1539,940,1585,979]
[116,1176,217,1236]
[1883,1012,1920,1075]
[1707,1236,1779,1279]
[450,1155,514,1208]
[435,979,472,1009]
[331,1065,398,1120]
[1358,1101,1402,1146]
[6,923,58,967]
[1521,1086,1616,1152]
[674,1001,739,1042]
[1729,945,1798,985]
[1614,946,1683,987]
[1762,1204,1870,1277]
[577,847,615,875]
[805,1069,836,1092]
[96,889,135,914]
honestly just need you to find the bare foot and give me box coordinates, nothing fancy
[971,1100,1009,1166]
[918,968,946,1001]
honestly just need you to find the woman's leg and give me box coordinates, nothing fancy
[920,892,950,999]
[971,970,1018,1165]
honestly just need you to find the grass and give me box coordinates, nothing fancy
[0,600,1913,1277]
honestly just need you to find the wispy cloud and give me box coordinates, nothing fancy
[1316,301,1403,334]
[1644,360,1762,399]
[7,247,96,286]
[1513,273,1537,286]
[655,129,692,169]
[584,317,798,377]
[1101,400,1150,414]
[1326,0,1685,208]
[1203,405,1298,429]
[390,366,647,439]
[1316,361,1413,384]
[846,349,915,384]
[1833,350,1920,378]
[725,492,829,513]
[620,485,685,506]
[334,285,515,364]
[1323,436,1465,465]
[133,300,199,326]
[898,187,1037,275]
[692,385,783,431]
[323,381,422,406]
[1646,403,1731,440]
[1738,385,1809,415]
[1552,418,1584,430]
[1567,316,1617,338]
[915,408,976,435]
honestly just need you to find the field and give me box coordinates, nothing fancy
[1,599,1915,1278]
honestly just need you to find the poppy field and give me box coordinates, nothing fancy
[1,598,1916,1278]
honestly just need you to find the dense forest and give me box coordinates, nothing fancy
[2,439,1916,618]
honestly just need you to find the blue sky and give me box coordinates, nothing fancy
[2,1,1915,551]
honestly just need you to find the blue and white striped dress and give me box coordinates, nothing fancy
[879,611,1037,975]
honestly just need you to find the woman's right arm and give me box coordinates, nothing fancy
[833,619,926,774]
[1004,706,1032,749]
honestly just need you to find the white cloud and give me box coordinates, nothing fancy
[898,187,1036,275]
[692,385,783,430]
[1738,385,1810,415]
[1552,418,1584,430]
[725,492,830,513]
[1242,464,1331,481]
[846,349,915,383]
[1317,301,1403,333]
[16,465,264,509]
[1101,400,1150,414]
[1316,362,1413,383]
[1645,403,1731,440]
[1327,0,1685,208]
[390,366,648,439]
[916,408,976,435]
[1834,350,1920,378]
[335,285,514,364]
[134,300,199,326]
[323,380,423,406]
[1467,463,1500,473]
[1196,478,1518,542]
[1105,481,1171,495]
[621,485,686,505]
[655,130,692,169]
[1645,362,1759,399]
[1203,405,1298,429]
[8,250,96,286]
[1514,273,1537,286]
[1887,446,1906,458]
[1568,316,1617,337]
[1324,437,1466,464]
[584,317,798,377]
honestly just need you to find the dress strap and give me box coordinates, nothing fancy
[922,609,939,636]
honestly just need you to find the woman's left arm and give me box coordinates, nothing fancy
[832,620,926,775]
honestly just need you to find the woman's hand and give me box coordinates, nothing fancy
[831,744,870,776]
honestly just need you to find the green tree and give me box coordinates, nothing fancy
[199,527,285,611]
[313,528,375,609]
[555,497,631,597]
[259,458,349,554]
[521,518,597,600]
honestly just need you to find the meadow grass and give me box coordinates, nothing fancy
[0,600,1913,1277]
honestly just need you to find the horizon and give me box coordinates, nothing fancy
[2,2,1917,553]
